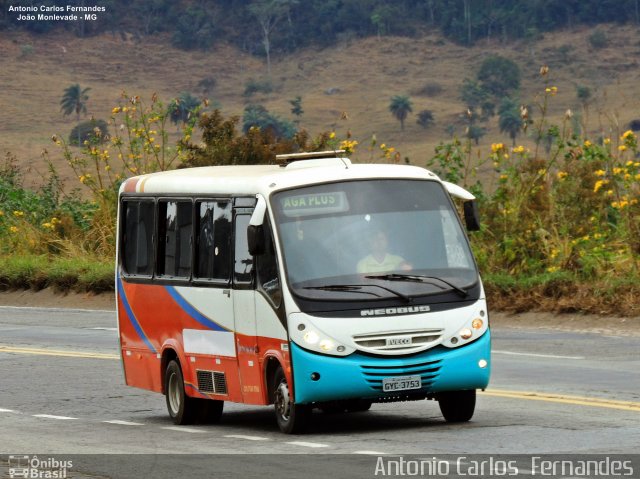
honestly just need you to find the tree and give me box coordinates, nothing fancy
[460,79,494,119]
[289,96,303,124]
[60,84,91,122]
[243,104,296,140]
[249,0,298,76]
[498,97,521,146]
[168,92,201,126]
[389,95,413,131]
[477,55,521,98]
[61,84,91,147]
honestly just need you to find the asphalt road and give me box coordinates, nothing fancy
[0,306,638,478]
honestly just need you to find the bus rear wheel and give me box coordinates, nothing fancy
[273,367,311,434]
[165,360,224,425]
[165,360,196,424]
[438,389,476,423]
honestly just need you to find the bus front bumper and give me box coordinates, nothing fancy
[290,331,491,404]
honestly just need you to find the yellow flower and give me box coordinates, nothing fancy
[613,167,623,175]
[618,145,627,151]
[112,107,121,114]
[584,140,592,147]
[593,179,607,193]
[491,143,504,153]
[622,130,635,140]
[9,226,19,234]
[547,266,559,273]
[499,174,508,181]
[557,171,568,180]
[604,138,611,145]
[537,168,546,176]
[626,160,635,167]
[329,132,336,139]
[13,210,24,217]
[594,169,606,177]
[512,145,525,154]
[545,86,558,95]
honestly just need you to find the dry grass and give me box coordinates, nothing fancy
[2,25,640,186]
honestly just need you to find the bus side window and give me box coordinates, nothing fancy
[195,201,232,282]
[234,214,254,285]
[157,200,193,278]
[122,200,154,277]
[257,221,282,306]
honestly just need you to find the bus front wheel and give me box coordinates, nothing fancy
[438,389,476,423]
[273,367,311,434]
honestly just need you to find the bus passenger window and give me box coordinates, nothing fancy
[157,200,193,278]
[122,200,154,276]
[234,214,254,285]
[195,201,231,281]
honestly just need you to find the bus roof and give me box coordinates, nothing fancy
[119,157,442,197]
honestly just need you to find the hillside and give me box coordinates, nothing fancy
[2,24,640,185]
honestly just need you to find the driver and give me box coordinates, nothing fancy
[357,229,412,274]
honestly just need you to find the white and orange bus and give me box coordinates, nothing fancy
[115,151,490,434]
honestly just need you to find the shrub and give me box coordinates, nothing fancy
[415,82,443,97]
[416,109,435,128]
[243,78,274,97]
[588,30,608,49]
[68,119,109,146]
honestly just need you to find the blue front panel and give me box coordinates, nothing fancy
[291,331,491,404]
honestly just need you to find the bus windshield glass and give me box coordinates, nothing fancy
[271,179,478,301]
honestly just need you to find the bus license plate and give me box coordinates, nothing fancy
[382,375,422,392]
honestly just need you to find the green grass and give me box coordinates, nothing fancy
[0,255,113,293]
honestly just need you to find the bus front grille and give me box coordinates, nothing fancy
[352,329,443,352]
[196,370,228,395]
[360,359,442,392]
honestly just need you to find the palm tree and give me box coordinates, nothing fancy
[60,84,91,122]
[389,95,413,131]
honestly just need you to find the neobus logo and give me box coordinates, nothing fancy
[360,306,431,317]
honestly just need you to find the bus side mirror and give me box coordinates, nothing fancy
[247,225,265,255]
[463,200,481,231]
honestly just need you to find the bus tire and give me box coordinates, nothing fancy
[438,389,476,423]
[197,399,224,424]
[346,399,372,412]
[165,360,197,425]
[273,367,311,434]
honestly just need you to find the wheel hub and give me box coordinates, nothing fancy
[274,381,291,420]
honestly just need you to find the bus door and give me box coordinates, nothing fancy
[232,211,263,404]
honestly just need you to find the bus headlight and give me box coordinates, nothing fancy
[303,331,320,344]
[459,328,473,340]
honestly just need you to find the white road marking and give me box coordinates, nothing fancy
[89,327,118,331]
[161,426,207,433]
[0,306,114,314]
[103,420,144,426]
[33,414,77,420]
[285,441,329,448]
[223,434,269,441]
[0,408,17,413]
[493,350,585,360]
[353,451,388,455]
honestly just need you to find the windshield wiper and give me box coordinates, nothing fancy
[303,284,412,302]
[364,273,469,298]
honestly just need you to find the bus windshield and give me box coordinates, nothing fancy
[271,179,478,302]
